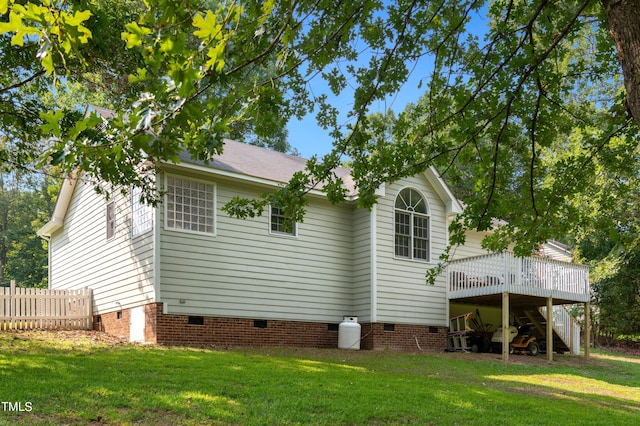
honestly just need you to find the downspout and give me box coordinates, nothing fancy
[153,185,163,313]
[444,217,450,325]
[370,204,377,323]
[43,235,52,289]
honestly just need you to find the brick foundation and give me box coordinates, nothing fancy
[359,322,448,351]
[94,309,130,340]
[94,303,448,351]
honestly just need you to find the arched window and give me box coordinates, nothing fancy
[394,188,430,261]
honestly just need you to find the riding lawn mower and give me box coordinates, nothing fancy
[491,324,542,356]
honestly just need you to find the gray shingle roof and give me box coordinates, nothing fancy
[178,139,357,196]
[85,105,355,195]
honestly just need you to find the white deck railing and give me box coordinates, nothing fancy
[447,252,590,303]
[539,305,581,355]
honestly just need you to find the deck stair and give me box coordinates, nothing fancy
[512,307,574,354]
[446,252,587,356]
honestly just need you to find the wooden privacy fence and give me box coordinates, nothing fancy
[0,281,93,330]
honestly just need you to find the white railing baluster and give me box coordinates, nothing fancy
[447,252,589,302]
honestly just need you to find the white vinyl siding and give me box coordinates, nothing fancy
[374,176,449,326]
[47,161,460,332]
[352,207,372,321]
[49,181,155,314]
[539,242,573,262]
[159,177,354,322]
[449,229,493,260]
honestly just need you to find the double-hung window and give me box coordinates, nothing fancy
[394,188,430,261]
[131,186,153,237]
[106,201,116,240]
[165,176,215,234]
[270,204,296,236]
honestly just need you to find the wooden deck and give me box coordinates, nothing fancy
[446,253,590,359]
[447,252,590,306]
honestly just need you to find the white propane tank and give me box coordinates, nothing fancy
[338,316,361,350]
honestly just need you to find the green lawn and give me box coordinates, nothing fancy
[0,331,638,425]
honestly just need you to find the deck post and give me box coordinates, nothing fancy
[569,314,575,355]
[546,297,553,362]
[585,302,591,359]
[502,292,509,362]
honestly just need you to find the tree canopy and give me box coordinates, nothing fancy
[1,0,639,256]
[0,172,55,287]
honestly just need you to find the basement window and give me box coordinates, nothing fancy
[429,327,440,334]
[116,311,122,320]
[383,323,395,332]
[188,316,204,325]
[327,323,339,332]
[253,320,267,329]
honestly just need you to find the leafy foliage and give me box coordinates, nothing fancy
[1,2,640,304]
[0,172,57,287]
[591,249,640,339]
[570,135,640,339]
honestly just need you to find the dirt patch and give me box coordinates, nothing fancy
[1,329,128,346]
[598,344,640,358]
[437,349,619,368]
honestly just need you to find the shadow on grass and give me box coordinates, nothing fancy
[1,333,639,425]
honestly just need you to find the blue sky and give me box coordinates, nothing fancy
[285,57,429,159]
[286,5,490,160]
[286,69,428,159]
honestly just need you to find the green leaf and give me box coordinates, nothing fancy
[67,114,103,141]
[205,41,226,72]
[49,150,66,165]
[40,49,54,74]
[258,0,275,26]
[21,2,49,23]
[193,10,222,41]
[121,22,151,48]
[39,110,65,137]
[128,67,148,83]
[0,12,38,46]
[59,10,93,46]
[65,9,92,27]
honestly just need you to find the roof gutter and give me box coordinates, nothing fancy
[162,161,365,201]
[37,174,78,238]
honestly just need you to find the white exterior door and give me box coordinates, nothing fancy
[129,306,146,343]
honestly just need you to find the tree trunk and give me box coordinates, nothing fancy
[602,0,640,126]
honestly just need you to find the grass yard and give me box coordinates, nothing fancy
[0,331,639,425]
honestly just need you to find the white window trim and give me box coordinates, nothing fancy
[106,200,116,241]
[269,204,297,237]
[131,186,153,238]
[164,174,217,237]
[393,187,432,263]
